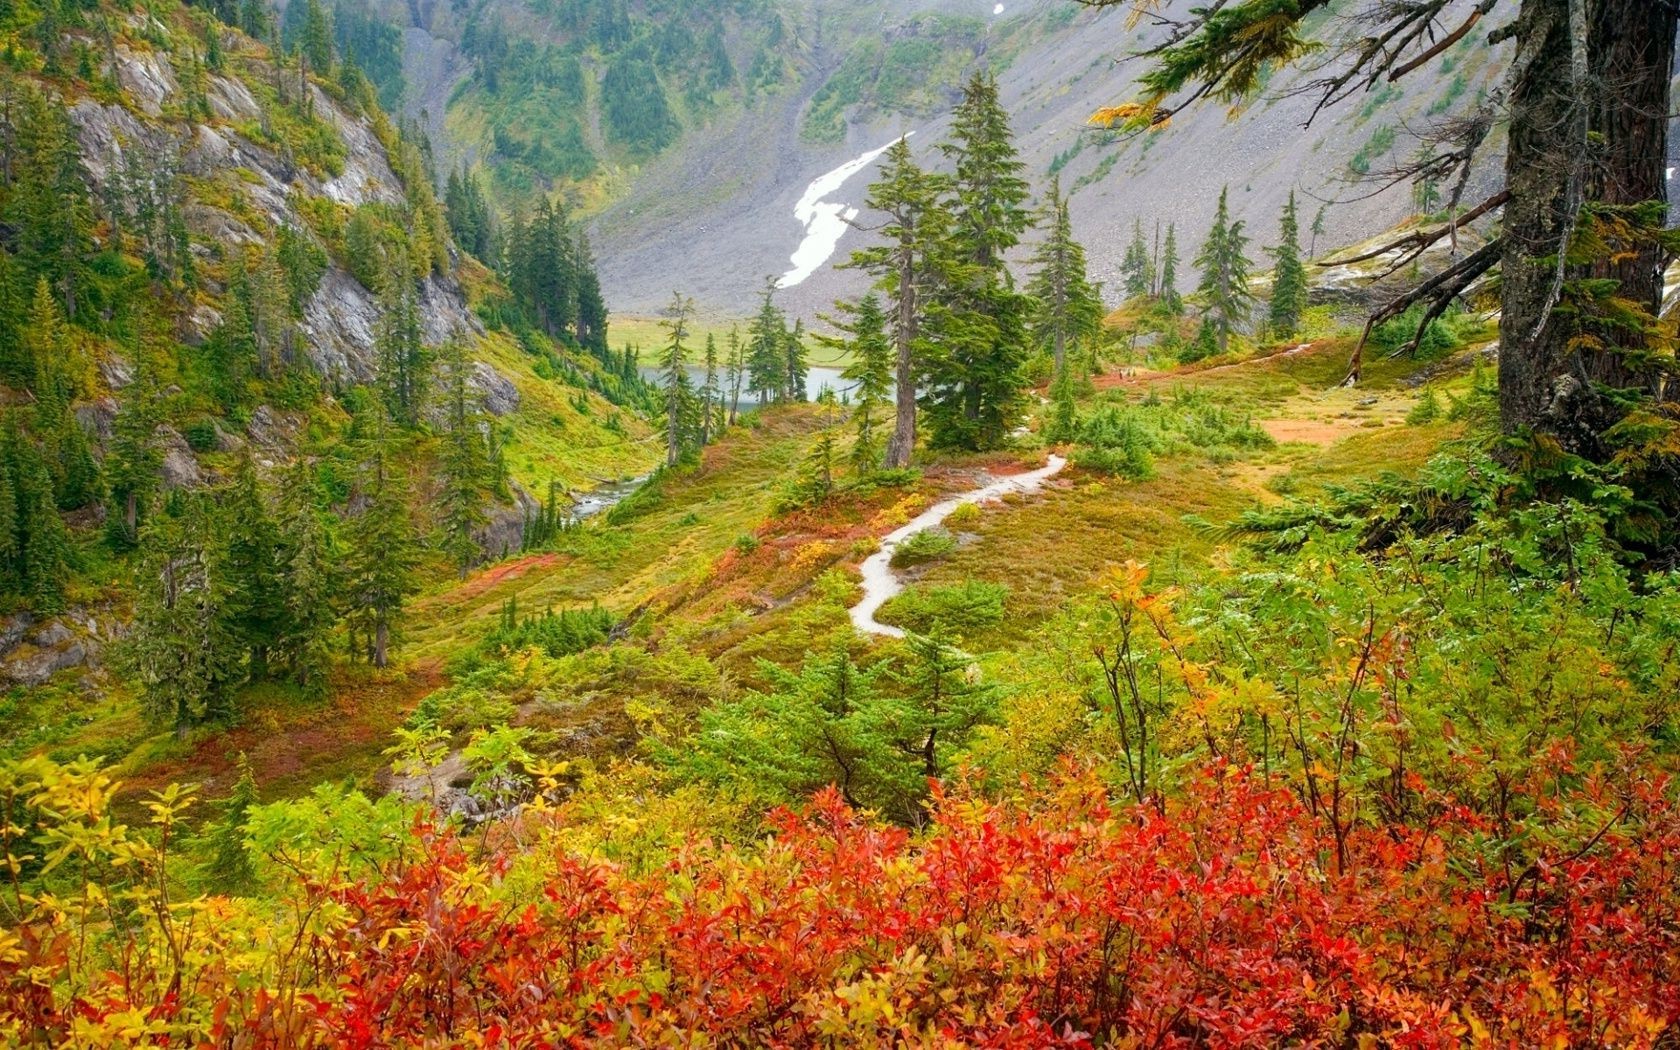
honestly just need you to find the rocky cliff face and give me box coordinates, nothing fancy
[70,38,484,385]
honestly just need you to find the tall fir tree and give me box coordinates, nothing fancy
[1159,223,1184,316]
[221,454,286,680]
[847,137,949,469]
[375,260,429,428]
[923,71,1031,452]
[746,279,787,404]
[724,324,745,425]
[438,339,490,575]
[1193,187,1255,355]
[1121,218,1152,300]
[828,294,893,473]
[104,323,166,549]
[298,0,334,75]
[1026,175,1103,375]
[276,461,339,696]
[658,292,697,466]
[343,410,419,668]
[125,495,242,734]
[783,318,808,403]
[1267,190,1309,341]
[200,753,259,894]
[700,333,722,444]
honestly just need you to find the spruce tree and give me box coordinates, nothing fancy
[848,138,949,468]
[200,753,259,894]
[1159,224,1184,316]
[1193,187,1255,355]
[277,461,339,696]
[105,331,164,549]
[828,294,892,473]
[126,495,242,734]
[1268,191,1309,341]
[299,0,334,75]
[438,339,489,576]
[1045,362,1078,444]
[221,454,286,680]
[375,261,429,428]
[7,424,70,612]
[700,333,722,444]
[923,71,1031,451]
[658,292,697,466]
[746,280,786,404]
[1026,175,1103,374]
[343,410,419,669]
[783,318,808,403]
[1121,218,1152,300]
[724,324,745,425]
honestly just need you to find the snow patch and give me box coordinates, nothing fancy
[993,3,1004,14]
[776,135,912,289]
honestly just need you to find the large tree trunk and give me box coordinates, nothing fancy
[885,238,919,469]
[1498,0,1676,445]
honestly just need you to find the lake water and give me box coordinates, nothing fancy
[637,363,878,405]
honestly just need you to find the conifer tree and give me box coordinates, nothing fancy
[573,231,609,356]
[923,72,1031,451]
[1268,190,1308,341]
[299,0,334,75]
[1045,362,1078,443]
[746,280,786,404]
[1309,203,1328,258]
[828,294,892,473]
[659,292,697,466]
[221,454,286,680]
[1026,176,1103,374]
[700,333,722,444]
[1194,187,1255,355]
[848,138,949,469]
[200,753,259,894]
[795,428,836,505]
[1121,218,1152,300]
[724,324,745,425]
[2,421,71,612]
[1159,224,1184,316]
[126,495,242,734]
[105,327,166,549]
[343,410,419,668]
[375,262,429,428]
[438,339,489,576]
[277,461,338,696]
[783,318,808,403]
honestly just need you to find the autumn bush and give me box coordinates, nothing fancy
[5,756,1680,1047]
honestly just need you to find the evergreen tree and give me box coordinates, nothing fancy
[746,279,786,404]
[1159,224,1184,316]
[276,461,338,696]
[848,138,949,469]
[1309,203,1328,258]
[828,294,892,473]
[221,454,286,680]
[794,428,836,505]
[782,318,808,402]
[1044,362,1078,444]
[125,495,242,734]
[1193,187,1255,355]
[573,232,608,356]
[1,421,71,612]
[923,72,1031,452]
[343,411,419,668]
[658,292,697,467]
[699,333,722,444]
[724,324,745,425]
[200,753,259,894]
[1026,176,1103,374]
[438,340,489,576]
[882,629,999,781]
[375,262,429,428]
[1268,190,1309,341]
[3,90,94,320]
[104,327,166,549]
[1121,218,1152,300]
[299,0,334,75]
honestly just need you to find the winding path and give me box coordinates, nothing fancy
[849,455,1068,638]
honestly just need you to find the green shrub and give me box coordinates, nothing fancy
[877,580,1007,634]
[1073,407,1155,479]
[945,502,982,530]
[890,527,957,568]
[183,419,219,452]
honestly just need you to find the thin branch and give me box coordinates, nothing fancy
[1343,237,1503,384]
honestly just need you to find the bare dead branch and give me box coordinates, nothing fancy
[1343,237,1503,384]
